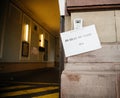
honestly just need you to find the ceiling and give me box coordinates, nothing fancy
[15,0,60,37]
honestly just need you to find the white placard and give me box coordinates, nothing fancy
[60,25,102,57]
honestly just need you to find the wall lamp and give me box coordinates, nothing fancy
[39,34,45,52]
[23,24,29,42]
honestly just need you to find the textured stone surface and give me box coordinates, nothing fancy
[61,71,117,98]
[68,44,120,63]
[71,11,116,42]
[65,63,120,71]
[115,10,120,42]
[65,16,71,32]
[117,75,120,98]
[61,10,120,98]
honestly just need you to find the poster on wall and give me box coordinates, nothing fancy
[21,41,29,57]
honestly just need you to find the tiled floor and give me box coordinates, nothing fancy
[0,81,59,98]
[0,68,60,98]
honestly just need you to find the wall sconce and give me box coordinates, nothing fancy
[39,34,44,47]
[23,24,29,42]
[39,34,45,52]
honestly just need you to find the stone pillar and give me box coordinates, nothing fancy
[61,10,120,98]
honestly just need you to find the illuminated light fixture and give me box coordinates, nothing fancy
[39,34,44,47]
[39,34,45,52]
[24,24,29,42]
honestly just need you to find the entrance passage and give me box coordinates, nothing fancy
[0,68,59,98]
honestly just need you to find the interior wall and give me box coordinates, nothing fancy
[0,62,54,73]
[0,0,57,72]
[48,35,55,62]
[30,21,40,61]
[0,0,9,58]
[2,3,22,62]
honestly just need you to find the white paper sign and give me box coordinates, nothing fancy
[60,25,102,57]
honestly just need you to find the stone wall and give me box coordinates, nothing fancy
[61,10,120,98]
